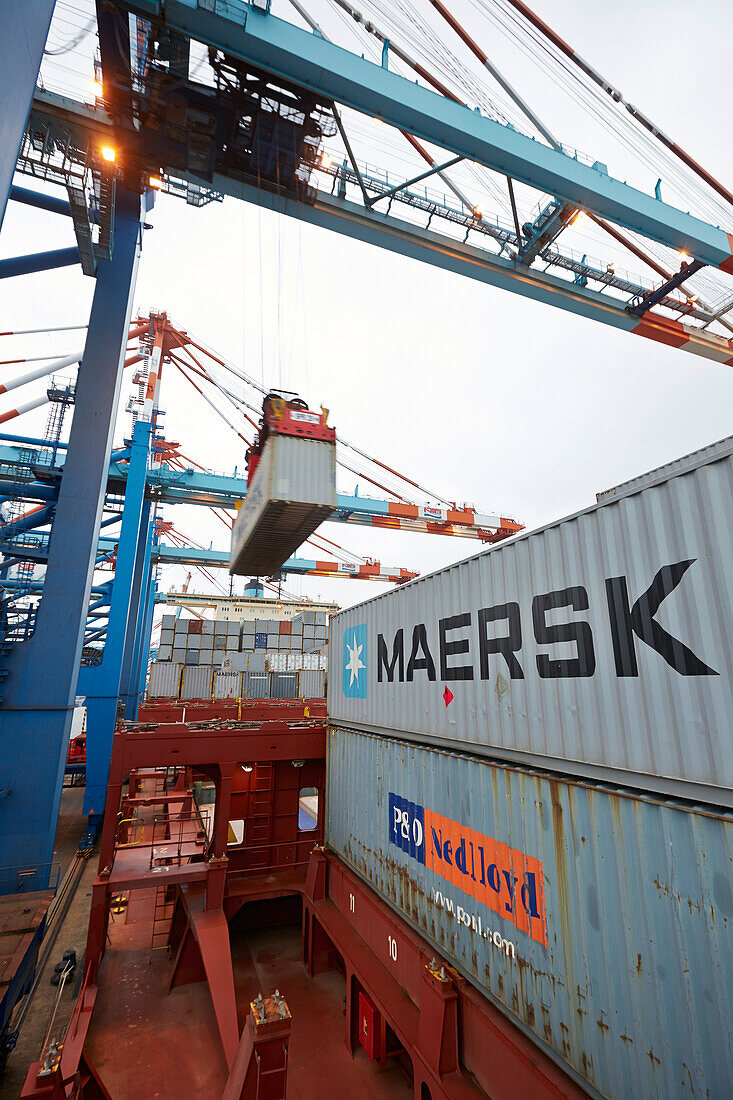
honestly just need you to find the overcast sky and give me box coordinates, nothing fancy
[1,0,732,631]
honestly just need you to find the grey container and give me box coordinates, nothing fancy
[271,672,298,699]
[315,612,328,626]
[226,620,241,636]
[329,438,733,806]
[243,619,256,634]
[158,644,173,662]
[242,635,255,651]
[230,431,337,576]
[202,620,215,636]
[244,652,266,673]
[174,621,187,635]
[327,726,733,1100]
[226,636,240,651]
[199,651,213,666]
[291,616,303,634]
[160,628,174,646]
[299,669,326,697]
[184,651,199,666]
[181,666,213,699]
[172,648,186,663]
[597,433,733,502]
[267,633,279,649]
[161,614,176,631]
[214,671,242,699]
[280,636,292,650]
[256,620,268,633]
[303,611,316,625]
[147,661,182,699]
[242,671,270,698]
[186,634,201,650]
[214,634,228,649]
[213,649,227,666]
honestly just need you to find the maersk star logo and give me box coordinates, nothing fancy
[342,623,367,699]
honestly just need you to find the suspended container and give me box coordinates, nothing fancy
[147,662,182,699]
[298,669,326,698]
[327,726,733,1100]
[329,437,733,807]
[214,671,242,699]
[180,666,213,700]
[230,398,337,576]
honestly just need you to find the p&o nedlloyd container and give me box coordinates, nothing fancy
[329,436,733,806]
[326,727,733,1100]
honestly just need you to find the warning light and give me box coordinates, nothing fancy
[101,146,116,163]
[149,176,164,190]
[679,250,692,265]
[473,206,483,220]
[320,151,333,170]
[90,79,103,96]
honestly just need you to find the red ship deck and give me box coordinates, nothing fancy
[84,888,411,1098]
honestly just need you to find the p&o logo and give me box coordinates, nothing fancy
[342,623,367,699]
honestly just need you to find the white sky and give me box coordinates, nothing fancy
[1,0,732,633]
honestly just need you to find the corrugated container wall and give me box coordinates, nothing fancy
[147,662,182,699]
[327,727,733,1100]
[329,441,733,806]
[597,433,733,501]
[214,671,242,699]
[298,669,326,698]
[180,666,213,700]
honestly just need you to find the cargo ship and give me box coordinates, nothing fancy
[2,1,732,1097]
[11,435,731,1100]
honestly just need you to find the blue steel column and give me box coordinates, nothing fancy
[0,189,145,890]
[78,418,152,816]
[119,508,156,720]
[0,1,56,229]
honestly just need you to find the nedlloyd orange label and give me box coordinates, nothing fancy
[389,793,548,947]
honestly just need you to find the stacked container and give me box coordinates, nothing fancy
[326,436,733,1100]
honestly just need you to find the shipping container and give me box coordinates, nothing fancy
[299,669,326,698]
[181,666,213,699]
[242,671,270,698]
[329,439,733,806]
[160,629,174,646]
[147,661,182,698]
[271,672,298,699]
[243,619,256,634]
[254,632,266,649]
[327,726,733,1100]
[202,620,215,636]
[597,434,733,502]
[226,620,241,636]
[213,649,227,666]
[230,432,337,575]
[214,671,242,699]
[161,614,175,631]
[158,644,173,662]
[184,651,199,665]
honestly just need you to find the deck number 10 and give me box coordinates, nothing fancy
[388,935,398,962]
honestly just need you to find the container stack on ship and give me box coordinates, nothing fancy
[326,435,733,1099]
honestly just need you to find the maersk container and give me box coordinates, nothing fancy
[147,661,182,699]
[597,433,733,502]
[214,671,242,699]
[330,438,733,806]
[180,665,213,700]
[230,433,336,576]
[327,726,732,1100]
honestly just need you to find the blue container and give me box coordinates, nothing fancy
[327,726,733,1100]
[254,632,267,649]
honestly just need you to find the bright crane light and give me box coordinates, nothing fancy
[679,250,692,265]
[90,79,103,96]
[571,210,587,226]
[320,151,333,170]
[101,146,116,163]
[149,176,164,190]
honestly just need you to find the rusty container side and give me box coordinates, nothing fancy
[329,439,733,806]
[326,725,733,1100]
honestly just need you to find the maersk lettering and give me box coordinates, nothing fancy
[532,586,596,678]
[377,629,404,683]
[374,559,715,683]
[389,792,547,946]
[440,613,473,681]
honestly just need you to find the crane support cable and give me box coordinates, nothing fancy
[337,455,411,502]
[308,529,367,563]
[176,344,261,430]
[338,437,452,506]
[169,351,254,441]
[171,358,251,446]
[168,325,268,398]
[425,0,728,325]
[501,0,733,211]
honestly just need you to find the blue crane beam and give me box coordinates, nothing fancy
[127,2,733,269]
